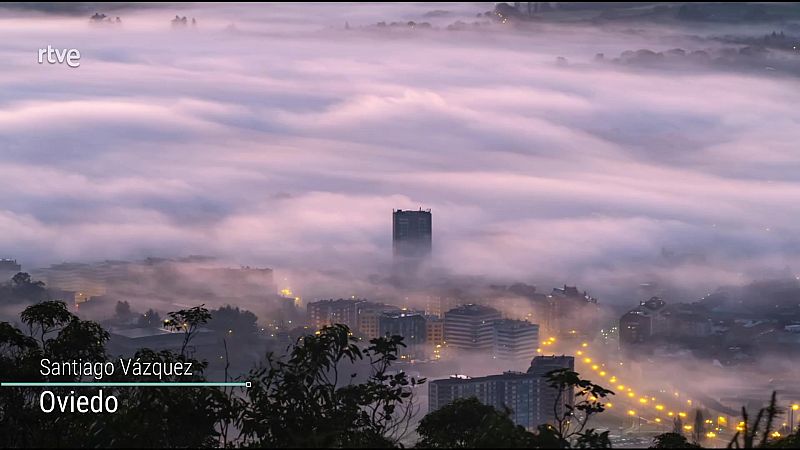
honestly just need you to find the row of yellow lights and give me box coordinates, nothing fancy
[544,336,800,437]
[547,339,800,438]
[552,337,800,438]
[540,337,693,426]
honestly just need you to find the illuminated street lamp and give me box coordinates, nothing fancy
[628,410,641,431]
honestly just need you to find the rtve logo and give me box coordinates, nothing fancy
[38,45,81,68]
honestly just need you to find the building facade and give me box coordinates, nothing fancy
[356,302,401,340]
[429,357,573,430]
[619,296,713,352]
[307,298,366,331]
[443,304,502,351]
[425,315,445,346]
[379,311,427,358]
[428,372,540,428]
[392,209,432,258]
[493,319,540,362]
[527,355,575,426]
[0,259,22,283]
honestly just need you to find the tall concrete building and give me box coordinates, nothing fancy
[392,209,432,258]
[493,319,540,362]
[528,355,575,425]
[443,304,502,351]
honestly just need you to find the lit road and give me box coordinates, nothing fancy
[538,337,739,447]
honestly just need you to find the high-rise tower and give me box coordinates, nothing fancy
[392,208,432,259]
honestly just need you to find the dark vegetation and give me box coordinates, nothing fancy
[1,295,797,448]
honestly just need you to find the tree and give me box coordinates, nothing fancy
[692,409,705,445]
[542,368,615,448]
[767,430,800,448]
[19,300,75,346]
[207,305,258,340]
[728,391,782,449]
[0,272,48,305]
[415,397,538,448]
[0,321,37,359]
[114,300,133,320]
[651,432,701,448]
[673,415,684,434]
[0,322,43,448]
[46,318,109,364]
[85,348,223,448]
[238,324,424,447]
[0,302,111,447]
[163,304,211,356]
[11,272,34,286]
[136,308,161,328]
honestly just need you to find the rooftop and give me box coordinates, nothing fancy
[493,318,538,330]
[444,303,501,316]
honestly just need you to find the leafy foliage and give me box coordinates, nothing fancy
[0,302,219,448]
[4,300,793,449]
[86,348,221,448]
[1,302,108,446]
[20,300,74,345]
[207,305,259,341]
[136,308,162,328]
[651,432,701,448]
[766,431,800,448]
[415,368,615,449]
[728,391,782,449]
[238,323,424,447]
[416,397,538,448]
[0,272,48,305]
[163,304,212,356]
[543,368,615,448]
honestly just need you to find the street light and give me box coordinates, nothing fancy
[791,404,799,432]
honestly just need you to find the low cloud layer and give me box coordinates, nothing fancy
[1,3,799,302]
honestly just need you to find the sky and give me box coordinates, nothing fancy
[1,2,799,302]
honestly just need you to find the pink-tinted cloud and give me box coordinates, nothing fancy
[0,3,798,302]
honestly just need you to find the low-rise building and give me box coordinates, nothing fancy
[379,310,427,359]
[307,298,366,332]
[357,302,401,340]
[429,355,574,429]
